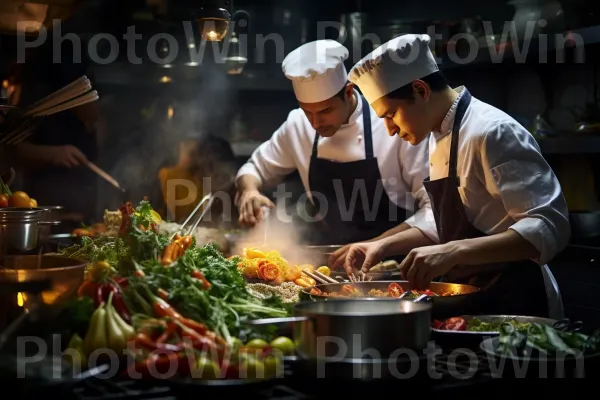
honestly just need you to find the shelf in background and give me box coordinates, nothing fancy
[438,24,600,70]
[538,136,600,154]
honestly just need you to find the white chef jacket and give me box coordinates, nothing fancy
[429,86,571,266]
[237,90,437,240]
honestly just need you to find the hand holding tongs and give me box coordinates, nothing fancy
[170,193,215,240]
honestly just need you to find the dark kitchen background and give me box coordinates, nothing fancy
[0,0,599,326]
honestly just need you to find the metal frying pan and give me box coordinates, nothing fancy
[298,280,481,319]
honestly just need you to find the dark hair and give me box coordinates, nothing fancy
[334,82,351,100]
[385,71,449,101]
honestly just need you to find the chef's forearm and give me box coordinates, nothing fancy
[374,223,411,240]
[380,227,436,257]
[236,174,262,193]
[450,229,539,266]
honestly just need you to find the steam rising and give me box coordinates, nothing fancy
[231,201,325,267]
[105,62,234,208]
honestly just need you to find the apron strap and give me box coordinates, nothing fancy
[448,89,472,181]
[312,95,374,159]
[361,95,374,159]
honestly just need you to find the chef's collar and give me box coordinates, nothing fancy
[433,86,467,139]
[344,89,363,126]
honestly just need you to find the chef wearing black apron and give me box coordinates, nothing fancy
[307,95,411,245]
[347,34,568,318]
[421,89,549,317]
[235,40,434,247]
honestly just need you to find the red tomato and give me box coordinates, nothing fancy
[0,194,8,208]
[387,282,404,298]
[432,320,444,329]
[440,317,467,331]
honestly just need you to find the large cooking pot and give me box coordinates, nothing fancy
[249,299,432,360]
[299,281,480,319]
[0,255,87,330]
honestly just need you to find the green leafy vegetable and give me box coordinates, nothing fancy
[496,322,600,357]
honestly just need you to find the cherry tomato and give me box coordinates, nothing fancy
[0,194,9,208]
[432,320,444,329]
[9,191,31,207]
[440,317,467,331]
[388,282,404,298]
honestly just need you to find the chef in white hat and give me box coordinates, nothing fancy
[235,39,435,249]
[344,34,569,318]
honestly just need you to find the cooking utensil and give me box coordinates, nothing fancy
[171,193,214,240]
[0,76,99,146]
[0,208,59,255]
[36,206,64,244]
[248,299,432,360]
[85,162,124,192]
[0,255,87,331]
[299,280,480,319]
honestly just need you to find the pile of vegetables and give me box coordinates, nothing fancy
[495,322,600,357]
[237,247,329,288]
[61,200,295,379]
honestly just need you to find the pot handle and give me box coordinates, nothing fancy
[38,220,61,226]
[246,316,310,325]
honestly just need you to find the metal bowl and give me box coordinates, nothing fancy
[0,255,88,330]
[432,315,562,349]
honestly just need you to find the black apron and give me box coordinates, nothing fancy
[306,95,410,246]
[422,89,549,317]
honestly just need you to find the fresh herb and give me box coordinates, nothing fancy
[59,236,129,266]
[496,322,600,357]
[469,317,532,333]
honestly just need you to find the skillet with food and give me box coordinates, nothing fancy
[299,280,480,318]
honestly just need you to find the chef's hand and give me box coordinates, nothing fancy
[329,239,376,269]
[236,189,274,227]
[44,145,88,168]
[344,241,385,277]
[400,243,460,289]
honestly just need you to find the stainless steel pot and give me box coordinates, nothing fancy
[249,299,432,360]
[36,206,64,243]
[0,208,48,254]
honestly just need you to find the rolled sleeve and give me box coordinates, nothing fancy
[404,197,439,243]
[235,115,298,188]
[482,122,571,265]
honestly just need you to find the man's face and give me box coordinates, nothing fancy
[371,82,432,145]
[298,83,354,137]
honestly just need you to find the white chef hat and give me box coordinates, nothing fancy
[282,40,349,103]
[349,34,439,105]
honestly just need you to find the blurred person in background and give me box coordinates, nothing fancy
[158,134,239,228]
[8,34,106,226]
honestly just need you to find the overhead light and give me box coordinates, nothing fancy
[160,76,172,83]
[196,1,250,43]
[159,63,173,69]
[196,6,231,42]
[185,61,199,67]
